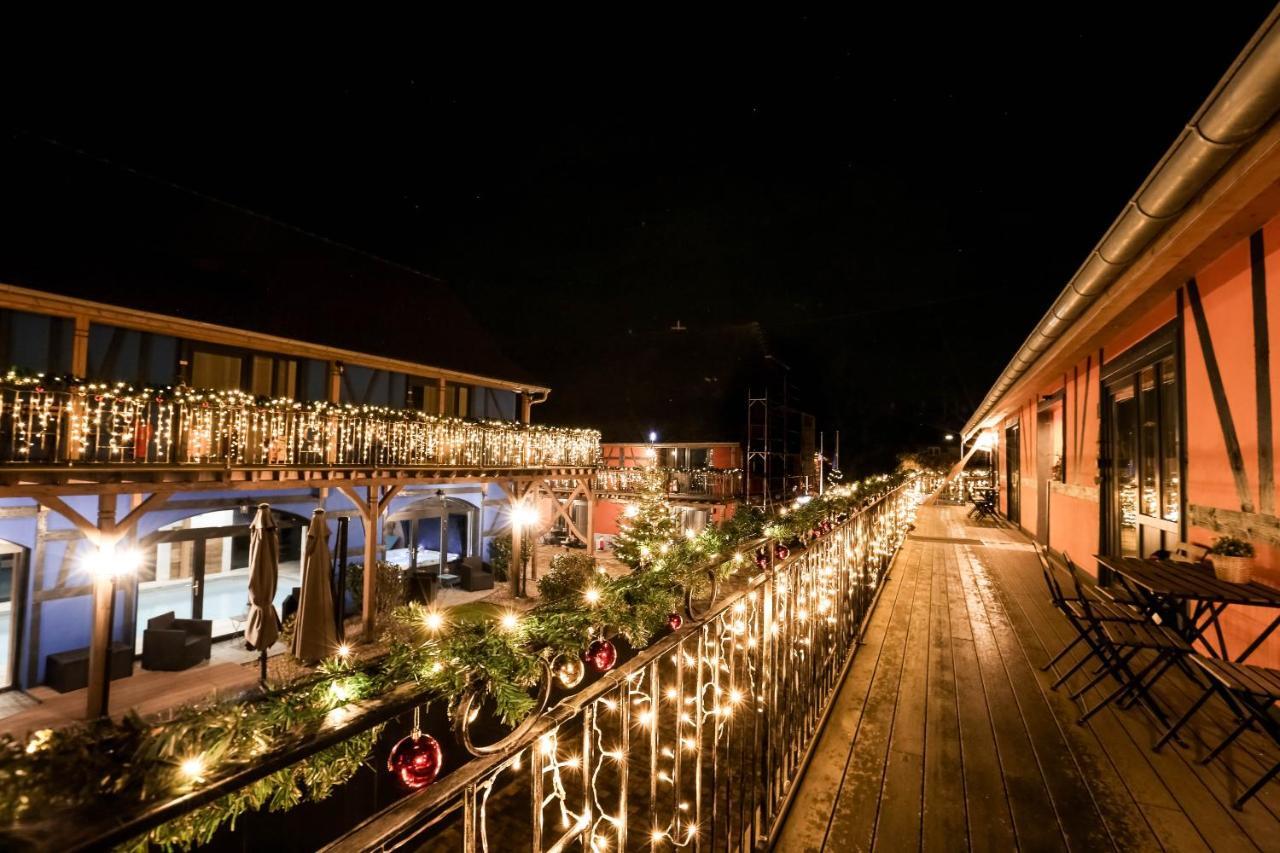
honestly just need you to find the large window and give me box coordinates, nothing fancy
[135,508,307,649]
[0,310,73,375]
[1103,326,1181,557]
[87,326,180,386]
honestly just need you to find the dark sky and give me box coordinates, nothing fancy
[4,7,1277,470]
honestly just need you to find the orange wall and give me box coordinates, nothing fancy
[994,212,1280,668]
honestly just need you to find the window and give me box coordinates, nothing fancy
[88,326,179,386]
[1103,327,1181,557]
[191,351,242,391]
[0,310,73,375]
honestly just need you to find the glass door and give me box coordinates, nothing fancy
[1104,353,1181,557]
[0,544,24,689]
[1005,424,1021,525]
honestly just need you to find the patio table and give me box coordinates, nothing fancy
[1095,555,1280,663]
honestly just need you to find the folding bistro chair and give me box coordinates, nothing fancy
[1038,549,1145,690]
[1058,555,1195,727]
[1157,656,1280,808]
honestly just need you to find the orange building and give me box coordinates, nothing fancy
[965,19,1280,668]
[592,441,742,544]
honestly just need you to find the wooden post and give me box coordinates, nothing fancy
[71,315,90,377]
[585,481,596,556]
[520,393,532,424]
[86,494,114,719]
[510,486,523,598]
[362,485,378,641]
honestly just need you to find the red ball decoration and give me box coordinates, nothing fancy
[667,612,683,631]
[584,638,618,672]
[387,732,444,790]
[775,543,790,561]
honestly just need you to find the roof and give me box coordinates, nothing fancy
[0,134,544,391]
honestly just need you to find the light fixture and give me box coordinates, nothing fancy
[511,504,539,529]
[84,543,141,580]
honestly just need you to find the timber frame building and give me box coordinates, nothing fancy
[964,14,1280,670]
[0,282,598,702]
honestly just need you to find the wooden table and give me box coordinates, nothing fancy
[1095,555,1280,662]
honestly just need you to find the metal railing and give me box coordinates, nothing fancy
[595,467,743,500]
[0,382,600,470]
[329,477,927,852]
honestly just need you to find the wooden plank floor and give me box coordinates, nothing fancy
[776,503,1280,852]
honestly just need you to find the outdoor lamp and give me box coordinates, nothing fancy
[511,503,539,529]
[85,543,141,580]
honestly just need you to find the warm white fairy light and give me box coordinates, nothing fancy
[583,587,602,606]
[179,755,206,783]
[500,611,521,632]
[421,608,445,633]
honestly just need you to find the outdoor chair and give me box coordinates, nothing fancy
[968,488,998,521]
[141,611,212,671]
[457,556,494,592]
[1153,655,1280,807]
[1041,552,1146,691]
[1058,559,1198,729]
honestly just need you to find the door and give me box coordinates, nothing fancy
[1005,424,1021,526]
[1036,398,1065,547]
[1103,334,1182,557]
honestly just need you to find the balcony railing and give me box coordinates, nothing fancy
[595,466,743,500]
[329,477,925,851]
[0,381,600,470]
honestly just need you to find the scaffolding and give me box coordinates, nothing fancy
[746,385,814,507]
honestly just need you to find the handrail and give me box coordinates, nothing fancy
[4,476,926,852]
[329,478,927,851]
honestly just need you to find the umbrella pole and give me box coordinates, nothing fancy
[334,516,349,639]
[258,648,268,686]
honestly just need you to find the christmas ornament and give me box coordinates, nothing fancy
[775,543,790,561]
[584,638,618,672]
[555,656,585,689]
[666,612,683,631]
[755,547,770,571]
[387,706,443,790]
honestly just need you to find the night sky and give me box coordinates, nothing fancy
[4,7,1276,471]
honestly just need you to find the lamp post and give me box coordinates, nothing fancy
[510,502,539,598]
[85,543,140,719]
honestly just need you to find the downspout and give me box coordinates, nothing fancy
[963,11,1280,438]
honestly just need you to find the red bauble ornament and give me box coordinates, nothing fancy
[775,543,790,561]
[584,638,618,672]
[667,612,683,631]
[387,731,444,790]
[755,547,770,570]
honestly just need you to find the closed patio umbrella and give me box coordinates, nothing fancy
[293,508,338,663]
[244,503,280,683]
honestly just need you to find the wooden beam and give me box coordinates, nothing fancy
[1188,277,1255,513]
[86,494,115,718]
[362,485,379,641]
[585,480,596,555]
[378,484,405,514]
[112,492,170,540]
[1252,229,1275,516]
[38,495,101,544]
[336,486,373,523]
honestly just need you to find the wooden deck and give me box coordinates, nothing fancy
[776,503,1280,852]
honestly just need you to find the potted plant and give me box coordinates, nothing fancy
[1207,536,1256,583]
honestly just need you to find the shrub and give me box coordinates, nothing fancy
[538,552,600,602]
[1209,536,1255,558]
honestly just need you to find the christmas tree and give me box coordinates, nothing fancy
[612,468,678,569]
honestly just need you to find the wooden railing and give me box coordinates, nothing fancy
[0,381,599,470]
[594,467,743,500]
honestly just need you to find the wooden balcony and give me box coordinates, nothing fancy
[778,502,1280,851]
[592,466,742,502]
[0,381,599,496]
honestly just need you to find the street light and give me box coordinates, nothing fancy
[85,543,141,718]
[510,502,539,598]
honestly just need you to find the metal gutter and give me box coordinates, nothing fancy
[963,10,1280,438]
